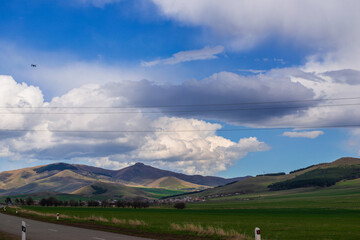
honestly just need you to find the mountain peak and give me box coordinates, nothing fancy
[33,162,77,174]
[134,162,145,167]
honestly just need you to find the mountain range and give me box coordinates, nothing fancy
[0,162,247,199]
[2,157,358,200]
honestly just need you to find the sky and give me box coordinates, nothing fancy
[1,0,360,177]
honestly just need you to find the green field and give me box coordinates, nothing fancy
[4,178,360,240]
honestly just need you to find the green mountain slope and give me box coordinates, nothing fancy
[72,182,154,199]
[181,157,360,198]
[145,176,209,190]
[269,165,360,190]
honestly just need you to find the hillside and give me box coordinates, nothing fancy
[269,165,360,190]
[0,162,246,199]
[4,158,355,200]
[113,162,240,186]
[145,176,208,190]
[2,171,97,195]
[178,157,360,198]
[72,182,154,199]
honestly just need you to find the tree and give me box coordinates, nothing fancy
[69,199,77,207]
[5,197,12,205]
[116,200,126,208]
[47,197,58,206]
[40,198,48,206]
[130,197,150,209]
[174,202,186,210]
[101,200,109,208]
[26,197,34,206]
[87,200,99,207]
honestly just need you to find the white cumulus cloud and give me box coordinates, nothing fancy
[3,66,360,174]
[0,76,269,175]
[141,45,224,67]
[131,117,269,175]
[282,131,324,139]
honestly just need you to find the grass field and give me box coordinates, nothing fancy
[3,178,360,240]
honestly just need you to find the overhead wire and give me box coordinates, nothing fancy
[1,103,360,115]
[0,96,359,133]
[0,124,359,133]
[0,96,360,109]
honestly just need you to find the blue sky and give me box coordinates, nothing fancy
[0,0,360,177]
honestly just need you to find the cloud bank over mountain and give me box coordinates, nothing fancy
[0,76,270,175]
[1,65,360,174]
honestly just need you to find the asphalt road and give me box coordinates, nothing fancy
[0,213,154,240]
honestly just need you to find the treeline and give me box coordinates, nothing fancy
[87,198,150,208]
[4,197,34,206]
[256,172,286,177]
[268,166,360,190]
[39,198,83,207]
[4,197,81,207]
[4,196,151,208]
[289,164,316,174]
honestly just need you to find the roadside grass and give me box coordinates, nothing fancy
[3,179,360,240]
[6,206,248,239]
[8,204,360,239]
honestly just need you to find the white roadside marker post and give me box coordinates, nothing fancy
[56,213,59,221]
[22,221,26,240]
[255,227,261,240]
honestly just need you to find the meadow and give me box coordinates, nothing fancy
[3,178,360,240]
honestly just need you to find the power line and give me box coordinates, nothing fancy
[0,124,359,133]
[1,96,360,109]
[1,102,360,114]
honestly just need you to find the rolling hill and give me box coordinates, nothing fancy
[72,182,154,199]
[112,162,247,186]
[3,157,356,200]
[0,162,247,199]
[177,157,360,199]
[145,176,208,190]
